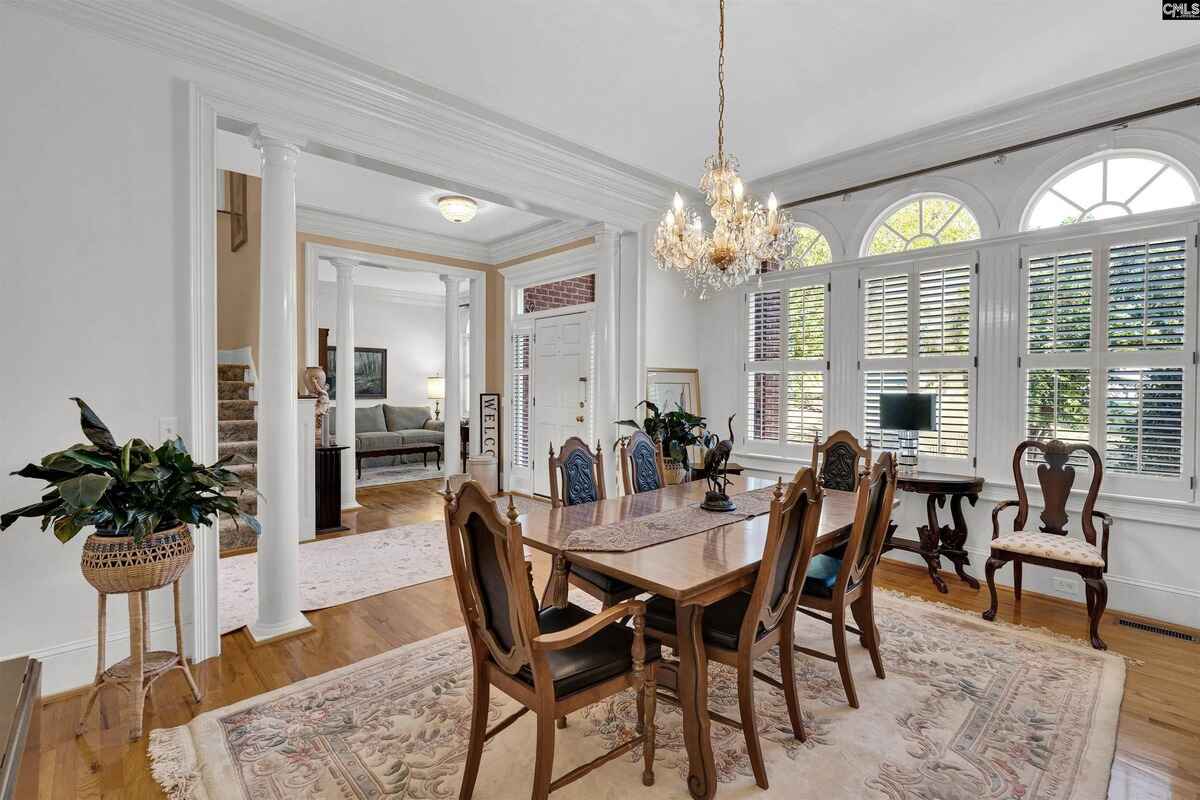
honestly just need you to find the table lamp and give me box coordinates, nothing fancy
[879,393,935,471]
[427,375,445,420]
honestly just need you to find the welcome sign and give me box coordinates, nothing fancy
[479,393,501,492]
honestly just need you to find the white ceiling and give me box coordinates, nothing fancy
[216,130,553,243]
[226,1,1200,187]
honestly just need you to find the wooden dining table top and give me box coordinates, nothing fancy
[517,476,860,605]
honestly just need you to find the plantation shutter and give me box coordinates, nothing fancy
[863,273,909,357]
[511,332,531,468]
[1105,367,1185,476]
[918,266,971,354]
[863,370,908,450]
[1107,238,1187,351]
[747,290,782,442]
[1027,250,1093,353]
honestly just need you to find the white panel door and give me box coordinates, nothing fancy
[533,312,591,497]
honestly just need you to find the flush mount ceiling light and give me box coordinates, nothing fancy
[437,195,478,223]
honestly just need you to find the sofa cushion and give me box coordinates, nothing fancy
[425,419,446,432]
[384,405,431,432]
[356,431,406,452]
[398,429,443,447]
[355,405,387,434]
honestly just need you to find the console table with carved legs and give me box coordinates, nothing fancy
[883,472,985,594]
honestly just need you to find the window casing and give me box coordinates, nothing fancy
[863,194,981,256]
[1020,222,1197,500]
[744,271,829,457]
[861,252,976,467]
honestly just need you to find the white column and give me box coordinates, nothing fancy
[593,229,621,488]
[332,257,360,510]
[248,125,311,645]
[441,274,463,477]
[468,275,485,456]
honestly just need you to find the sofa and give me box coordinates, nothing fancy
[329,404,444,469]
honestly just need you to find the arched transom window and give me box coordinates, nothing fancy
[761,223,833,273]
[864,194,981,256]
[1023,151,1199,231]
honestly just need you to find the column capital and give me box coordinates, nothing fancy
[438,273,463,288]
[250,123,306,155]
[330,257,360,276]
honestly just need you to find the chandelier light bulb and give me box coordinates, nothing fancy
[733,178,744,202]
[768,192,778,212]
[673,192,684,212]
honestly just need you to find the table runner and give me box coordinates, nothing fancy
[562,484,781,552]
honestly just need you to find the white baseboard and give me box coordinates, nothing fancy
[23,620,194,697]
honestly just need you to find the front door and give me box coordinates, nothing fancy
[532,312,591,497]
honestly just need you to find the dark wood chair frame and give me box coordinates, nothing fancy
[619,429,668,495]
[646,468,825,790]
[795,452,898,710]
[983,439,1114,650]
[444,481,657,800]
[811,429,872,492]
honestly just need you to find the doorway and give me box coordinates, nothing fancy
[532,311,593,497]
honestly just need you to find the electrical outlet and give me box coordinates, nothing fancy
[158,416,179,442]
[1051,576,1080,598]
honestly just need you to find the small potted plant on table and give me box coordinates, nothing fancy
[616,400,714,484]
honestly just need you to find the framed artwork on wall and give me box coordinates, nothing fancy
[646,367,701,415]
[326,346,387,399]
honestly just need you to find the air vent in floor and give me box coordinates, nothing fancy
[1117,618,1195,642]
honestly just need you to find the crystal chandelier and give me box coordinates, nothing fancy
[653,0,798,297]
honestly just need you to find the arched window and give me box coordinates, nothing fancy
[864,194,981,256]
[761,223,833,273]
[1023,151,1199,231]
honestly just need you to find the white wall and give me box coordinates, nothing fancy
[316,282,445,413]
[692,109,1200,630]
[644,264,700,374]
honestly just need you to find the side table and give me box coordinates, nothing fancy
[883,471,985,594]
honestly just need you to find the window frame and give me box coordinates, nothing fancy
[859,249,979,472]
[861,192,983,257]
[1018,220,1198,501]
[741,268,832,460]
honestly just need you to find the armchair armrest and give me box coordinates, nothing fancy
[991,500,1020,540]
[532,599,646,652]
[1092,510,1113,569]
[425,419,445,432]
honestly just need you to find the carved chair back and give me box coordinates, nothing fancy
[444,481,540,677]
[835,452,897,594]
[548,436,607,507]
[1009,439,1103,545]
[739,468,824,645]
[621,430,667,495]
[812,430,873,492]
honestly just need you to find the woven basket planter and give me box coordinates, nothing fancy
[663,460,688,485]
[80,524,194,594]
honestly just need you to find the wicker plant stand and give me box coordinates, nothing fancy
[75,525,203,741]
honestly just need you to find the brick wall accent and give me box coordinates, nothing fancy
[520,273,596,313]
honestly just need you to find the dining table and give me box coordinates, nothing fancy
[515,475,862,800]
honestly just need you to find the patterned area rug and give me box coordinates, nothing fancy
[357,463,445,488]
[220,497,549,634]
[154,591,1123,799]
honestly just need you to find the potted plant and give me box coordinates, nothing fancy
[616,401,715,485]
[1,398,259,594]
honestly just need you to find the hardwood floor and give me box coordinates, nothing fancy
[27,478,1199,799]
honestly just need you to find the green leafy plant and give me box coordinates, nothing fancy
[1,398,260,544]
[615,400,716,469]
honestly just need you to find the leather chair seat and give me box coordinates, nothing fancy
[516,604,660,698]
[801,554,842,599]
[572,565,637,596]
[644,592,766,650]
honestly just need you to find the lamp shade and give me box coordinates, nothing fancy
[879,393,936,432]
[426,375,445,400]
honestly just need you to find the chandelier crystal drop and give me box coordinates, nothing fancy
[653,0,797,296]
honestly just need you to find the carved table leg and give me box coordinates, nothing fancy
[919,494,949,593]
[940,493,980,590]
[676,601,715,800]
[542,555,571,610]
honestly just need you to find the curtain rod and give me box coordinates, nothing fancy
[780,95,1200,210]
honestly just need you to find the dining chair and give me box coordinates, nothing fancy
[811,429,872,492]
[642,468,824,790]
[983,439,1113,649]
[444,481,659,799]
[547,437,640,610]
[620,429,668,495]
[795,451,897,710]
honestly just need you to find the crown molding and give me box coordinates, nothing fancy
[14,0,679,230]
[297,206,492,263]
[488,220,608,264]
[757,45,1200,205]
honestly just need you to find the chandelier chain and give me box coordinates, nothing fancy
[717,0,725,163]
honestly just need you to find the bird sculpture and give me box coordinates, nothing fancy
[700,414,737,512]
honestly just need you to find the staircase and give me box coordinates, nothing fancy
[218,363,258,553]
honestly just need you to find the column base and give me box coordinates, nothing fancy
[247,612,313,647]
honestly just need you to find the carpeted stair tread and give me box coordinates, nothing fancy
[219,440,257,460]
[218,399,257,421]
[218,381,252,401]
[218,419,257,442]
[217,363,249,382]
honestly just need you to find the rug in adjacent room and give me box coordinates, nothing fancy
[154,590,1124,799]
[357,462,446,488]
